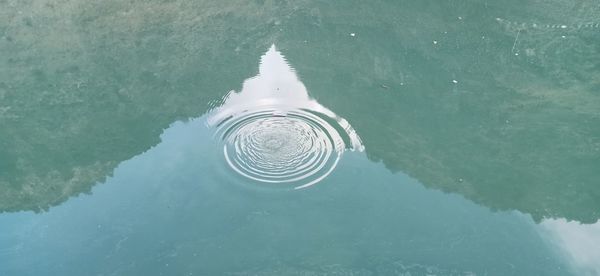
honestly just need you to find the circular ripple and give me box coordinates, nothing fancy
[214,109,345,189]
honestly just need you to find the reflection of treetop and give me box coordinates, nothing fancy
[1,0,599,223]
[0,0,273,213]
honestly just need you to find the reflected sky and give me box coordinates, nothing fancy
[207,45,363,189]
[0,114,576,275]
[539,219,600,275]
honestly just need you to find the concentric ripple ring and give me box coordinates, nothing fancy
[215,109,345,189]
[206,44,363,189]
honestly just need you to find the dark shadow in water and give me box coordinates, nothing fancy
[1,0,599,223]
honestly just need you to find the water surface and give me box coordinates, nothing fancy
[1,0,599,275]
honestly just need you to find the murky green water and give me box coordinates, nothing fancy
[1,0,600,275]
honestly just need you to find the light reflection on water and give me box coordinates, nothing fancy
[1,44,597,275]
[0,44,586,276]
[207,45,363,189]
[539,219,600,275]
[1,0,599,269]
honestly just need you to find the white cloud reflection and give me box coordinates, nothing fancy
[540,218,600,275]
[206,45,363,189]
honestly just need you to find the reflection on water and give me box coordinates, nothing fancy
[1,0,598,225]
[0,117,577,275]
[540,219,600,275]
[207,45,363,189]
[1,0,600,274]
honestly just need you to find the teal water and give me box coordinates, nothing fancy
[1,0,600,275]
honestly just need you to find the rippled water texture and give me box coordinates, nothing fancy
[1,0,600,275]
[207,46,363,189]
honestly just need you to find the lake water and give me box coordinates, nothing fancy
[1,1,599,275]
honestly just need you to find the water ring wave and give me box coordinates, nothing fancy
[206,45,363,189]
[213,108,347,189]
